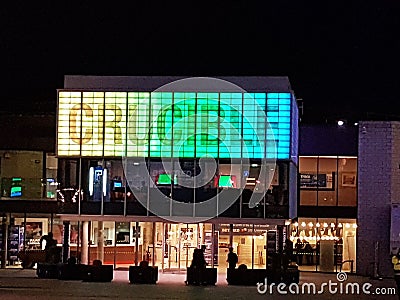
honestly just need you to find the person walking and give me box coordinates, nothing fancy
[226,247,238,269]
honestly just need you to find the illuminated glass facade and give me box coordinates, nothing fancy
[56,77,299,223]
[57,92,295,160]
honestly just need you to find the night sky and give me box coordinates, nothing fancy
[1,2,399,124]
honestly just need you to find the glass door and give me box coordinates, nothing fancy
[164,223,199,272]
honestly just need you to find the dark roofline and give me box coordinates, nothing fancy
[63,75,293,92]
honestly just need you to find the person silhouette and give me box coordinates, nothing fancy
[190,246,207,285]
[40,232,58,263]
[226,247,238,269]
[295,238,304,265]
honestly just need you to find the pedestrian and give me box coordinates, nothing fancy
[226,247,238,269]
[40,232,58,263]
[295,238,304,265]
[190,246,207,285]
[284,239,294,262]
[391,249,400,298]
[303,241,313,265]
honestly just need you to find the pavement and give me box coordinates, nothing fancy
[0,268,398,300]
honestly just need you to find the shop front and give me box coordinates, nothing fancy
[59,218,284,273]
[289,217,357,273]
[0,212,67,268]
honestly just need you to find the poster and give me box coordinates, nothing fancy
[24,222,42,249]
[300,173,334,190]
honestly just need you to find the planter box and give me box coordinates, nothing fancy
[36,263,60,279]
[82,265,113,282]
[227,268,268,285]
[185,267,217,286]
[129,266,158,284]
[58,264,88,280]
[227,267,299,286]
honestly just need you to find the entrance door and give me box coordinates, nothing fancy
[163,223,199,272]
[232,228,268,269]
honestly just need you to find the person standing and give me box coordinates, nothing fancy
[226,247,238,269]
[283,239,294,262]
[40,232,58,263]
[391,249,400,298]
[190,245,207,285]
[295,238,304,265]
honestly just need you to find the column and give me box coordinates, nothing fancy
[277,225,284,253]
[97,221,104,262]
[81,221,89,264]
[134,222,139,266]
[1,216,8,269]
[62,221,70,263]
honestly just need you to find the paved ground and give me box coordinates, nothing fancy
[0,268,398,299]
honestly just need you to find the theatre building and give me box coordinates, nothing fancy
[51,76,299,271]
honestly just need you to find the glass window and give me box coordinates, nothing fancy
[148,160,172,217]
[338,157,357,206]
[317,157,337,206]
[103,92,127,157]
[299,157,318,206]
[299,156,357,208]
[127,92,150,157]
[81,92,105,157]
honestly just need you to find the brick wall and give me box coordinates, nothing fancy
[357,121,398,277]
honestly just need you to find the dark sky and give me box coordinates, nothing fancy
[1,2,399,123]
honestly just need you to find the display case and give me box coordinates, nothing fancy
[266,230,277,269]
[204,231,218,265]
[8,225,23,265]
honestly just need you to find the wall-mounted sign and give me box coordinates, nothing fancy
[57,91,294,159]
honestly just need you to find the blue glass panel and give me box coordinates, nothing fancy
[278,123,291,129]
[268,99,279,105]
[278,93,291,98]
[279,110,290,116]
[267,93,279,98]
[267,116,280,123]
[278,135,290,141]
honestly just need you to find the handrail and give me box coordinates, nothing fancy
[339,259,354,273]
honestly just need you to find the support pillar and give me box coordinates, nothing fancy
[1,216,8,269]
[277,225,284,253]
[62,221,70,263]
[134,222,139,266]
[81,221,89,265]
[229,224,233,247]
[97,221,104,262]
